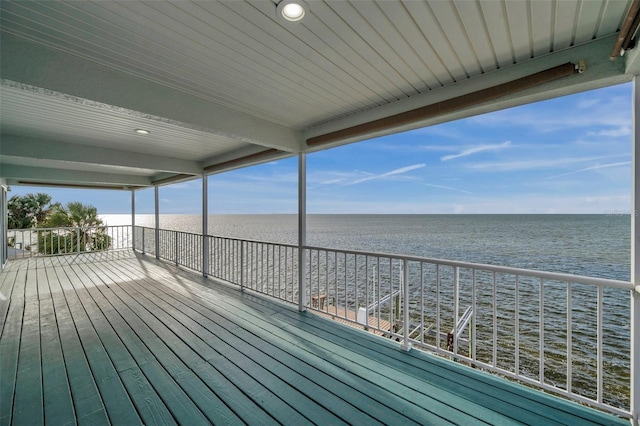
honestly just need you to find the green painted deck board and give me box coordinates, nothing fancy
[114,261,459,425]
[119,280,366,425]
[105,281,314,425]
[130,276,390,424]
[0,252,629,425]
[64,264,182,426]
[119,254,630,425]
[12,300,43,425]
[83,262,276,426]
[40,296,76,426]
[51,293,110,426]
[69,263,214,425]
[47,267,109,425]
[124,271,424,426]
[51,266,142,425]
[101,259,456,425]
[277,308,616,426]
[150,273,492,424]
[125,260,499,424]
[0,300,24,426]
[0,270,18,339]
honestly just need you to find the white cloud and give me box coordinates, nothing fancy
[239,172,299,184]
[468,154,626,172]
[545,161,631,179]
[587,126,631,137]
[577,99,599,109]
[467,93,630,133]
[345,163,426,186]
[319,178,346,185]
[423,183,471,194]
[441,141,511,161]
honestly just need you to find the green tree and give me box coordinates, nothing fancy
[8,193,56,229]
[44,201,103,228]
[38,202,111,255]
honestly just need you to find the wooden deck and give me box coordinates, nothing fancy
[314,305,393,336]
[0,251,627,425]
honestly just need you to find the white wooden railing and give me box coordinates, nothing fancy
[304,245,634,419]
[7,225,132,258]
[9,225,634,419]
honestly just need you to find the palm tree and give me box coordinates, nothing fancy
[7,193,55,229]
[38,202,110,254]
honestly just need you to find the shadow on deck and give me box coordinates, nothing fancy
[0,251,626,425]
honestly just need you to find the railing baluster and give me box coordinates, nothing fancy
[436,264,441,350]
[402,259,410,351]
[539,277,544,385]
[597,285,603,404]
[365,256,369,326]
[389,257,393,334]
[493,271,497,368]
[472,268,476,361]
[175,230,179,266]
[515,275,520,376]
[318,250,320,308]
[335,252,339,316]
[241,240,245,291]
[453,266,459,355]
[324,250,328,312]
[420,262,424,345]
[344,253,348,320]
[567,282,573,394]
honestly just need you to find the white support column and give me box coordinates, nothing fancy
[298,153,307,312]
[631,76,640,426]
[154,185,160,259]
[131,190,136,251]
[202,175,209,277]
[1,184,6,268]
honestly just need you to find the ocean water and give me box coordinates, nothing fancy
[101,213,632,410]
[102,213,631,280]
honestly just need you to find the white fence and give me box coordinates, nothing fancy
[305,245,633,418]
[10,225,632,418]
[7,225,132,258]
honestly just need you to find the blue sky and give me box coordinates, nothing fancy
[9,82,632,215]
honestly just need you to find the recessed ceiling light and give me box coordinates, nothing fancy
[135,129,150,135]
[282,3,304,21]
[277,0,308,23]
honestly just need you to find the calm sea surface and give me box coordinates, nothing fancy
[102,213,631,280]
[101,213,632,410]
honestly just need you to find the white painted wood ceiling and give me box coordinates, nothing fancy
[0,0,637,188]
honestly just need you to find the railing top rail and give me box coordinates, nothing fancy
[304,244,633,291]
[134,225,298,247]
[136,226,202,239]
[158,228,203,238]
[212,235,297,248]
[9,224,129,232]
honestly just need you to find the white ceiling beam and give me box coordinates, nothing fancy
[0,33,302,153]
[303,35,630,149]
[1,135,202,175]
[1,164,151,187]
